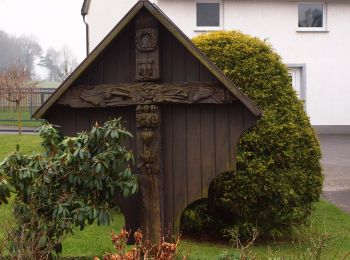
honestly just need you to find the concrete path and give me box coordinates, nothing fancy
[0,125,38,134]
[319,135,350,213]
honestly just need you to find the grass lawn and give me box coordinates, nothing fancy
[0,134,42,160]
[0,135,349,259]
[0,109,43,127]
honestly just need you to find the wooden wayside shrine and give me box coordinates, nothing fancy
[34,0,261,242]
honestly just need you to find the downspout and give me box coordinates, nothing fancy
[81,0,91,56]
[82,15,89,56]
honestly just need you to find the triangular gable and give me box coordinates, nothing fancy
[33,0,261,119]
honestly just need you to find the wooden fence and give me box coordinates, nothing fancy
[0,88,55,122]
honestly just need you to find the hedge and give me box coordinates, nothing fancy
[181,31,323,239]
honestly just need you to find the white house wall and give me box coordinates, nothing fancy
[86,0,350,127]
[87,0,158,50]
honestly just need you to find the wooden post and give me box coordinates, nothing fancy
[17,101,22,135]
[134,13,162,243]
[136,104,161,243]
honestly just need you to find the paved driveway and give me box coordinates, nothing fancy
[319,135,350,213]
[0,125,38,134]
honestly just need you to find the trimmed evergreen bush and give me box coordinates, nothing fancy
[181,31,323,239]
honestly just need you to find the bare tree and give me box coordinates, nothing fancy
[38,47,60,81]
[0,63,37,134]
[59,46,78,81]
[39,46,78,82]
[18,36,42,77]
[0,31,42,78]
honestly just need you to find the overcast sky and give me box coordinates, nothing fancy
[0,0,86,62]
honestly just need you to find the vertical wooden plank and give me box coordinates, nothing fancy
[115,29,131,84]
[229,103,243,169]
[186,106,202,204]
[75,108,91,133]
[74,71,89,85]
[200,105,215,197]
[185,50,200,82]
[129,23,136,83]
[112,108,131,149]
[162,105,173,237]
[89,58,103,85]
[116,193,140,244]
[172,105,187,236]
[124,108,132,150]
[128,107,137,157]
[89,108,105,127]
[159,107,165,234]
[160,26,172,82]
[214,105,231,174]
[47,106,75,136]
[171,37,186,82]
[62,107,76,137]
[46,106,64,133]
[243,107,258,131]
[103,44,118,83]
[199,63,214,82]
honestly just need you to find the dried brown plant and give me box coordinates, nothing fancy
[98,228,184,260]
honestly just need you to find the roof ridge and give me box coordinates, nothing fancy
[34,1,261,119]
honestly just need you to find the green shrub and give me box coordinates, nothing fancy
[180,199,213,235]
[0,119,137,257]
[182,31,323,239]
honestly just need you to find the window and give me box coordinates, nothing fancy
[298,2,327,31]
[287,64,306,103]
[196,2,222,30]
[288,68,301,98]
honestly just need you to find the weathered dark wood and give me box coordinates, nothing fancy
[40,6,261,244]
[215,105,231,174]
[186,106,202,203]
[89,58,103,85]
[229,103,243,168]
[159,27,172,82]
[172,34,186,82]
[185,52,200,82]
[46,106,74,135]
[58,82,235,107]
[136,104,161,242]
[162,105,174,238]
[135,14,159,81]
[200,105,216,197]
[172,106,188,235]
[75,108,91,133]
[103,45,118,84]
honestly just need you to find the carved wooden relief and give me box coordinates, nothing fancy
[136,104,161,242]
[58,82,236,108]
[135,15,159,81]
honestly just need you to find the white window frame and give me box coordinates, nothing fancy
[287,63,307,110]
[297,2,328,32]
[195,0,223,32]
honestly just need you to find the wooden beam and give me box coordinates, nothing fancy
[57,82,236,107]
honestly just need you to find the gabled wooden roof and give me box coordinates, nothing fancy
[34,0,261,119]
